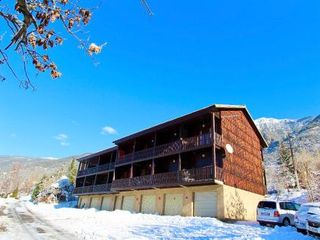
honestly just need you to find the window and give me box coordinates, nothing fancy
[258,201,276,209]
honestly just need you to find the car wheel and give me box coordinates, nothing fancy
[283,218,290,227]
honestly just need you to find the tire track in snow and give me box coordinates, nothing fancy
[9,201,75,240]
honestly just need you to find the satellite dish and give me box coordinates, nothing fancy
[226,144,234,154]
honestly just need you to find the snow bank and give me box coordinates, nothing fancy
[51,176,70,188]
[267,189,308,204]
[22,199,313,240]
[34,176,75,203]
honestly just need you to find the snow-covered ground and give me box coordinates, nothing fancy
[0,197,314,240]
[267,189,309,204]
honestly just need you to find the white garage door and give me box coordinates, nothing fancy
[122,196,135,212]
[194,191,217,217]
[164,193,183,216]
[80,196,91,209]
[141,195,156,214]
[101,196,113,211]
[115,196,122,210]
[90,197,102,210]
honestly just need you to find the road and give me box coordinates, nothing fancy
[3,200,76,240]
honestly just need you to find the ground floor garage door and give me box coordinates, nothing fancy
[164,193,183,216]
[141,195,156,214]
[194,191,217,217]
[122,196,135,212]
[80,196,91,209]
[101,196,113,211]
[90,197,102,210]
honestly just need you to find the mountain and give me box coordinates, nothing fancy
[255,114,320,190]
[0,155,85,194]
[255,115,320,157]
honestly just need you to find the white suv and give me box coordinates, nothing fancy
[257,200,300,227]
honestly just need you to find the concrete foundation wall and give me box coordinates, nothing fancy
[77,184,264,221]
[222,185,265,221]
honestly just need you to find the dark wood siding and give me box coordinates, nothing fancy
[221,110,265,195]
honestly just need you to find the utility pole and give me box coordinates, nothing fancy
[287,134,300,190]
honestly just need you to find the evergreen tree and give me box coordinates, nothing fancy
[279,142,294,175]
[278,142,295,188]
[68,158,77,185]
[31,176,46,201]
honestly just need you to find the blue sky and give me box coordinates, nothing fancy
[0,0,320,158]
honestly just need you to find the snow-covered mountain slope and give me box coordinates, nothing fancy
[255,115,320,155]
[255,115,320,190]
[255,116,314,144]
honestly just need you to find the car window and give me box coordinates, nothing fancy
[280,202,297,210]
[258,201,276,209]
[286,202,297,210]
[294,203,301,211]
[279,202,286,210]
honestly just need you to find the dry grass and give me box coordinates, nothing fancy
[0,223,7,232]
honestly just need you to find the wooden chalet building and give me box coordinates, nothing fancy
[74,104,268,220]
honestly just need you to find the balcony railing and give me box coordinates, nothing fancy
[78,162,115,177]
[116,133,219,165]
[73,183,112,195]
[215,166,224,182]
[111,165,214,191]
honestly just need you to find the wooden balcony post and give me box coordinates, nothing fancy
[153,132,157,148]
[83,161,87,170]
[179,124,183,138]
[152,159,155,175]
[93,174,98,186]
[77,160,81,172]
[212,112,217,179]
[178,153,182,171]
[109,151,113,165]
[106,171,110,186]
[83,176,86,187]
[132,139,136,161]
[113,170,116,181]
[130,163,133,178]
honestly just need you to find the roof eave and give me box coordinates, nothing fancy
[77,146,118,162]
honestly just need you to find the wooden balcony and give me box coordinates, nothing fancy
[116,133,220,166]
[73,183,112,195]
[78,162,115,177]
[111,165,215,191]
